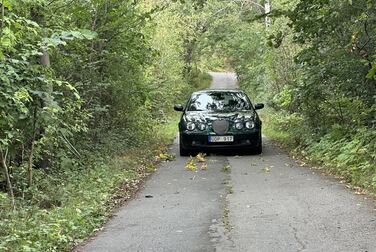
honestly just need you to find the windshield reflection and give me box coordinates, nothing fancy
[187,92,251,112]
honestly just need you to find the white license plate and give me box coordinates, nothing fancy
[208,136,234,143]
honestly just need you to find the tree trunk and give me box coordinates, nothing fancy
[28,138,35,187]
[264,0,271,27]
[40,50,50,67]
[1,148,15,210]
[39,50,52,169]
[27,106,38,187]
[1,0,4,29]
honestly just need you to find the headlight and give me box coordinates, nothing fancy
[235,122,244,130]
[245,121,255,129]
[186,122,196,131]
[198,123,206,131]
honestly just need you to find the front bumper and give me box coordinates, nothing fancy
[180,130,261,150]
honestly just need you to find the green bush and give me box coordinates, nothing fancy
[263,111,376,193]
[0,115,179,251]
[0,1,212,251]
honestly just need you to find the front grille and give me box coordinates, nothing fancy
[212,120,229,135]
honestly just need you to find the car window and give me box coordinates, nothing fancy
[187,92,251,112]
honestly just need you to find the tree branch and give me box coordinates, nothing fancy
[1,0,5,30]
[0,148,15,210]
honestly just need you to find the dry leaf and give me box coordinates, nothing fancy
[262,166,271,173]
[200,163,208,170]
[186,156,197,171]
[196,152,206,162]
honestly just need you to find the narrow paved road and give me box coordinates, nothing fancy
[78,73,376,252]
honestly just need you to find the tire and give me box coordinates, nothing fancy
[253,135,262,155]
[179,144,190,157]
[253,143,262,154]
[179,135,190,156]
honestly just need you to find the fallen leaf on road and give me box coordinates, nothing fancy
[200,163,208,170]
[222,164,231,173]
[354,188,366,195]
[196,152,206,162]
[157,152,176,161]
[186,156,197,171]
[262,166,271,173]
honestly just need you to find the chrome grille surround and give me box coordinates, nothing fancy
[212,120,230,135]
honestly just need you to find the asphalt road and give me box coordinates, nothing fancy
[78,72,376,252]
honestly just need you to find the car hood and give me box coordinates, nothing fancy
[183,111,255,123]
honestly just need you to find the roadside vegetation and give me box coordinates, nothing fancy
[0,0,210,250]
[1,0,375,250]
[197,0,376,192]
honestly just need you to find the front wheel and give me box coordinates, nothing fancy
[253,135,262,154]
[179,144,190,157]
[253,142,262,154]
[179,136,190,156]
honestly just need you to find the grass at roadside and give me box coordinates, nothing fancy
[261,111,376,195]
[0,116,180,251]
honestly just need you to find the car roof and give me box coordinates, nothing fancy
[192,89,244,95]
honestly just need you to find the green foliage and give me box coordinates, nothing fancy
[306,128,376,189]
[0,112,185,251]
[264,112,376,191]
[266,0,375,192]
[2,0,374,250]
[197,0,376,193]
[1,0,211,250]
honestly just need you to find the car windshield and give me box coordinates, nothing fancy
[187,92,251,112]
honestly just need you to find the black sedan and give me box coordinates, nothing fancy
[174,89,264,156]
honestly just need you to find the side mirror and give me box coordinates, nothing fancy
[174,104,184,112]
[254,103,264,110]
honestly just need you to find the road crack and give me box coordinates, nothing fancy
[209,158,236,251]
[289,223,307,251]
